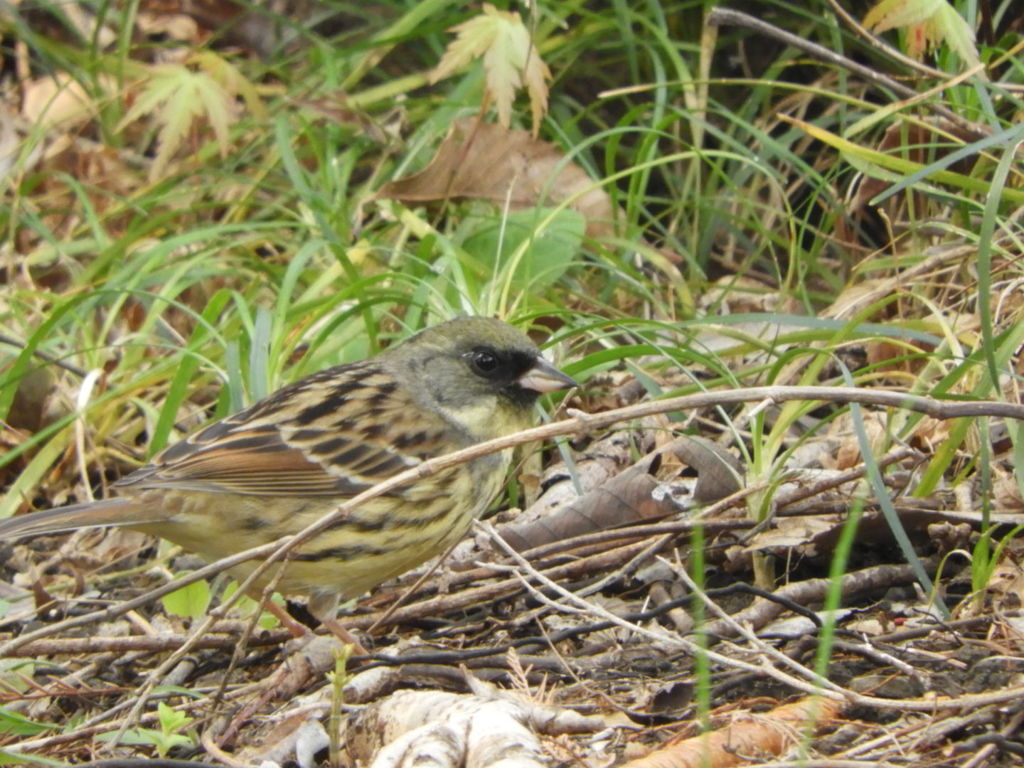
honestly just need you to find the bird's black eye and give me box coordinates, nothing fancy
[467,348,502,378]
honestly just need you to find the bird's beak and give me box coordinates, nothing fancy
[517,357,578,393]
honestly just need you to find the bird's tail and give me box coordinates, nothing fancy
[0,498,160,540]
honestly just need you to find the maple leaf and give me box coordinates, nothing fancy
[118,52,259,180]
[432,3,551,136]
[192,50,266,122]
[863,0,980,70]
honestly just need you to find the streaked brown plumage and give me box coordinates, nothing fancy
[0,317,576,635]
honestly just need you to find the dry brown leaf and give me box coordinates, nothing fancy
[491,457,671,554]
[0,101,19,185]
[993,463,1024,511]
[865,337,919,376]
[668,435,743,503]
[823,411,889,471]
[481,436,740,557]
[378,119,616,239]
[910,415,950,453]
[346,688,603,768]
[927,521,972,553]
[987,558,1024,611]
[136,9,201,44]
[140,0,320,55]
[621,695,843,768]
[524,428,656,521]
[741,514,842,555]
[22,73,101,129]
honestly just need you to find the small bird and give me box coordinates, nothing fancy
[0,317,576,642]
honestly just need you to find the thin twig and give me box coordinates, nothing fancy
[491,513,1024,713]
[822,0,949,80]
[2,629,290,656]
[706,7,986,136]
[476,520,849,701]
[0,332,88,377]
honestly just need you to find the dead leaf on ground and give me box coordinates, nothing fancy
[986,552,1024,612]
[522,426,657,521]
[345,685,605,768]
[666,435,743,504]
[21,72,105,130]
[621,695,843,768]
[136,7,202,45]
[481,437,741,557]
[487,454,672,555]
[823,410,889,471]
[377,119,617,240]
[741,514,842,556]
[993,463,1024,510]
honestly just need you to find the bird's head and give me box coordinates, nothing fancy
[384,316,577,436]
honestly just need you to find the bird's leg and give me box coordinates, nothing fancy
[309,592,369,656]
[317,615,370,656]
[261,600,368,655]
[263,600,315,638]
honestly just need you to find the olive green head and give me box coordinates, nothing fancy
[382,317,577,435]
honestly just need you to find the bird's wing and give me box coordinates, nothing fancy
[118,361,457,497]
